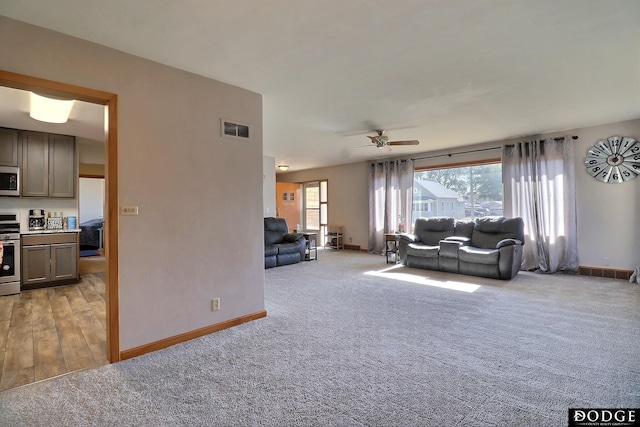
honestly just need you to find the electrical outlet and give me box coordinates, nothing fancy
[211,298,220,311]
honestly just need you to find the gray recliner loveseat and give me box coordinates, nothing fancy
[398,216,525,280]
[264,217,306,268]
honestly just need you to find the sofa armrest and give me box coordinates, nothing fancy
[439,239,462,259]
[284,233,305,243]
[399,233,418,243]
[443,236,471,246]
[398,233,417,265]
[496,238,523,248]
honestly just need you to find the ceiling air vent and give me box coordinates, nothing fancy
[222,119,250,139]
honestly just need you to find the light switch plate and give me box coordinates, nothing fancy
[120,206,139,215]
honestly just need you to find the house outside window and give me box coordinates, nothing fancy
[412,162,502,229]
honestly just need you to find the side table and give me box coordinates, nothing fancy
[302,232,318,261]
[384,233,400,264]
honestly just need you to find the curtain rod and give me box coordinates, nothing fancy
[411,135,578,161]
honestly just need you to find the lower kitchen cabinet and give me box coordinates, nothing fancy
[21,233,79,289]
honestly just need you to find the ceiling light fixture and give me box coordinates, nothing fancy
[278,165,289,171]
[29,92,75,124]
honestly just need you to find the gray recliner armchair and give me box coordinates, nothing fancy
[264,217,306,268]
[399,217,455,271]
[458,217,525,280]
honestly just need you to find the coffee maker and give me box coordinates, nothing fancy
[28,209,45,230]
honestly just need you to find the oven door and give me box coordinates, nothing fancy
[0,238,20,284]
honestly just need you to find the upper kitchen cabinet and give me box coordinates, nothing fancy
[0,128,19,166]
[48,133,76,198]
[21,131,48,196]
[21,130,76,198]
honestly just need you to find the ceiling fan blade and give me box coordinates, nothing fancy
[389,140,420,146]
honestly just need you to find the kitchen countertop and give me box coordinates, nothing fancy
[20,228,81,235]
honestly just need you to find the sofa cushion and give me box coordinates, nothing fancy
[264,245,278,257]
[264,256,277,269]
[406,243,439,259]
[415,217,455,246]
[453,220,474,238]
[265,231,284,245]
[470,217,524,249]
[277,242,303,255]
[277,252,300,265]
[264,217,289,245]
[458,246,500,264]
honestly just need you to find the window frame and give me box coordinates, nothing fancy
[413,157,503,227]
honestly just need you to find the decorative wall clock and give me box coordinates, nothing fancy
[584,136,640,183]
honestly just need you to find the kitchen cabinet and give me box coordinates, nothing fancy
[21,233,79,289]
[21,130,75,197]
[0,127,19,166]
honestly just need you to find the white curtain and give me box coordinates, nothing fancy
[368,159,414,254]
[502,137,579,273]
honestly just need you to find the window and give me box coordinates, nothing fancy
[302,180,328,244]
[412,161,502,228]
[303,181,319,229]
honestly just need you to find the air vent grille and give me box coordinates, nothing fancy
[222,119,250,139]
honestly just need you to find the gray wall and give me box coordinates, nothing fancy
[263,156,276,217]
[0,16,264,350]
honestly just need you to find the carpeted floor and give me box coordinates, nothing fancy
[0,250,638,426]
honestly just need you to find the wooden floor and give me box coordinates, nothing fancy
[0,272,107,391]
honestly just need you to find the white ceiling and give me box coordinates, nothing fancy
[1,1,639,171]
[0,86,106,142]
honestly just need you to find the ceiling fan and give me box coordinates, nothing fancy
[367,130,419,152]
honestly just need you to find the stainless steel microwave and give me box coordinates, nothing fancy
[0,166,20,196]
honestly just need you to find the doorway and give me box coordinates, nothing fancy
[0,71,120,377]
[78,177,106,275]
[276,180,328,245]
[302,180,328,246]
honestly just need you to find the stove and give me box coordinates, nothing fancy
[0,212,21,296]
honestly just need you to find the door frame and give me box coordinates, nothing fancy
[0,70,120,362]
[301,179,328,245]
